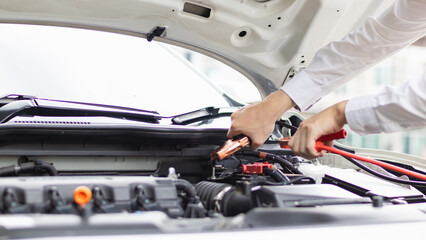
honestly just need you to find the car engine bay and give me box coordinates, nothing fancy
[0,114,425,238]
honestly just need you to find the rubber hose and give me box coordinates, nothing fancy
[0,165,17,175]
[39,162,58,176]
[0,161,57,176]
[20,162,58,176]
[266,155,302,174]
[264,168,290,184]
[19,162,36,172]
[174,179,198,201]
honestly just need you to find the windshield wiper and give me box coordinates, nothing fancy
[171,107,237,125]
[0,95,161,124]
[171,107,303,131]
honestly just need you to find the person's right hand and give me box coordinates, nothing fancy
[227,90,295,150]
[287,100,348,159]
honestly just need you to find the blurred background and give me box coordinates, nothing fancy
[174,38,426,158]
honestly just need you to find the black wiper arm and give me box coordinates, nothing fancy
[0,98,161,124]
[171,107,237,125]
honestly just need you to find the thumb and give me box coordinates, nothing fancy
[226,128,240,139]
[322,140,334,154]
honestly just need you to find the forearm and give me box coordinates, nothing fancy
[346,73,426,135]
[282,0,426,111]
[287,73,426,159]
[262,90,296,120]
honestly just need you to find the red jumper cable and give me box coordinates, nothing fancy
[279,129,426,181]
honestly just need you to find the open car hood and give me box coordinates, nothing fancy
[0,0,394,97]
[2,2,426,237]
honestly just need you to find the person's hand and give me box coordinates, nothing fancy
[288,100,348,159]
[227,90,295,150]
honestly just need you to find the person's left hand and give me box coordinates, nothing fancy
[288,100,348,159]
[227,90,295,150]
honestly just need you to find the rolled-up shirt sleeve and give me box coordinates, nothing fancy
[281,0,426,111]
[345,73,426,135]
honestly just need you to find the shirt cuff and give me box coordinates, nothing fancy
[345,95,380,135]
[280,70,322,111]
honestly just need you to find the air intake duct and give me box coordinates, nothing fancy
[195,181,252,216]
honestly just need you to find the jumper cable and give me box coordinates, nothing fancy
[210,126,347,161]
[279,129,426,181]
[210,128,347,161]
[212,123,426,181]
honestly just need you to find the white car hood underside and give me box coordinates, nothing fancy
[0,0,394,96]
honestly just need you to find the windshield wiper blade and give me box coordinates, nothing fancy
[171,107,237,125]
[0,97,161,124]
[0,94,160,114]
[171,107,303,130]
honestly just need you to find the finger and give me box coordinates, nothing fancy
[250,142,261,151]
[301,146,322,159]
[226,128,238,138]
[229,111,236,121]
[301,127,311,157]
[302,128,323,159]
[324,140,334,147]
[308,137,324,159]
[227,116,243,138]
[310,148,323,158]
[295,126,310,158]
[296,123,310,157]
[307,133,320,158]
[322,140,334,154]
[288,133,298,155]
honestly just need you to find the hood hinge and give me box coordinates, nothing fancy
[282,66,304,86]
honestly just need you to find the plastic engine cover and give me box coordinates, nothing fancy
[0,176,183,217]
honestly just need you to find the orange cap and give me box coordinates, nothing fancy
[74,186,92,205]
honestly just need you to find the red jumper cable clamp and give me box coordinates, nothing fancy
[278,129,347,149]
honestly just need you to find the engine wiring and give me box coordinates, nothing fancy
[276,121,426,186]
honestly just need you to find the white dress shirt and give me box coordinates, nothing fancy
[281,0,426,135]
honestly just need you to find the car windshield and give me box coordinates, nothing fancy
[0,24,249,116]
